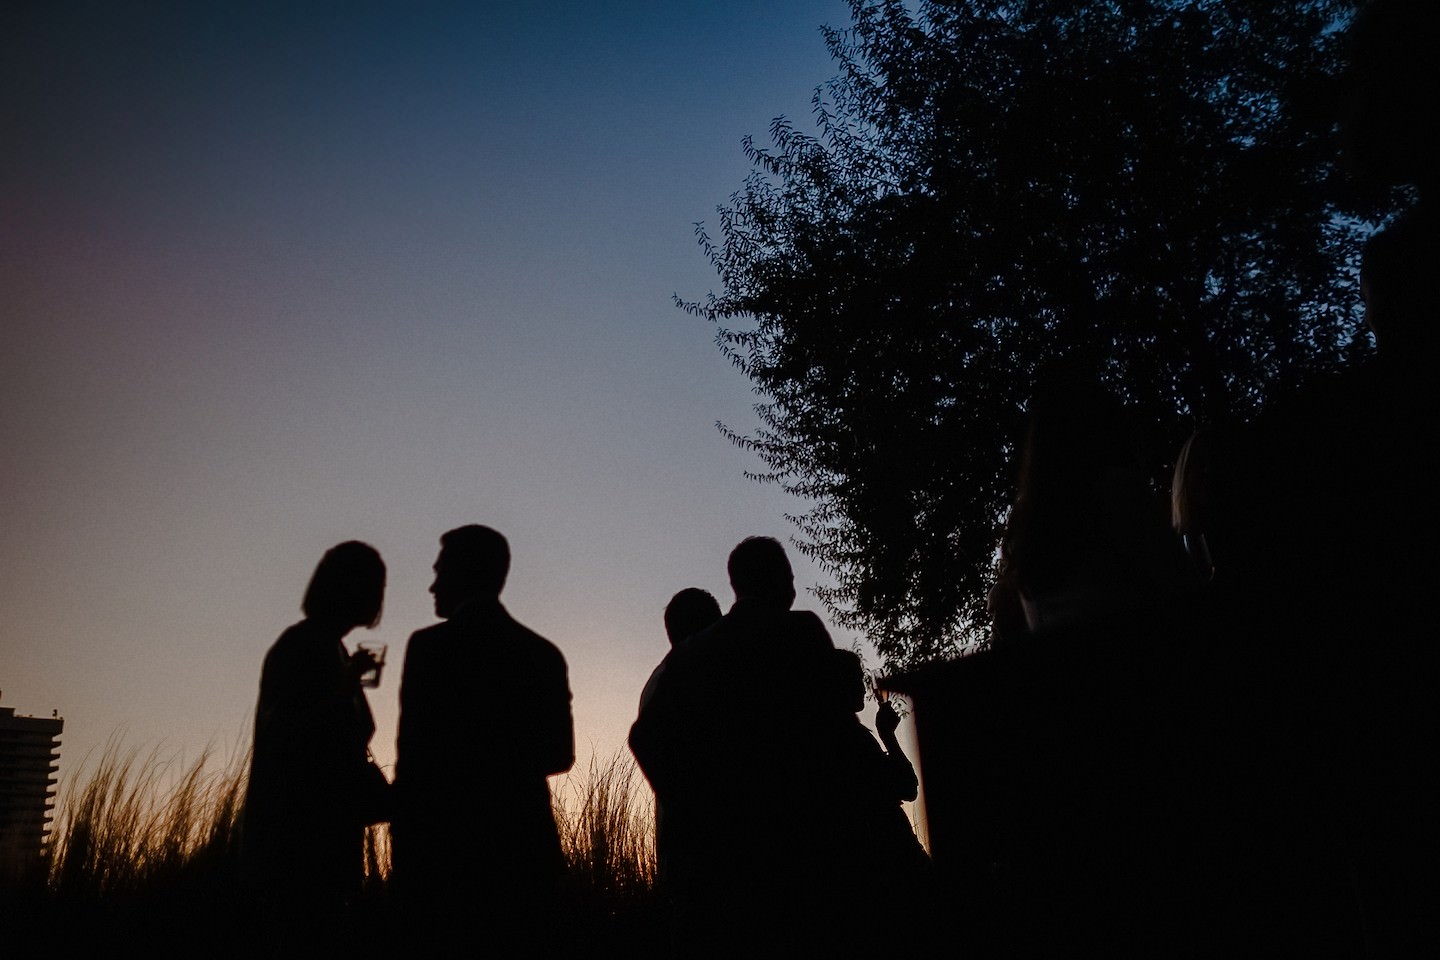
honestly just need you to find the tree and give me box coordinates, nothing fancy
[681,0,1404,668]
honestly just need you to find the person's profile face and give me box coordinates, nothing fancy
[429,550,462,619]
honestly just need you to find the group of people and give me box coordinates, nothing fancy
[236,2,1433,955]
[241,525,574,954]
[239,529,930,956]
[629,537,934,957]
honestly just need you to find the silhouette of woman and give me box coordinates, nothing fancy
[824,648,937,953]
[828,649,929,871]
[240,540,389,944]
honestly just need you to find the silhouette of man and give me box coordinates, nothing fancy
[629,537,854,956]
[392,525,574,950]
[1329,5,1438,951]
[1188,6,1440,951]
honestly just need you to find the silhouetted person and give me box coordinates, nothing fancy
[826,649,940,952]
[828,650,929,869]
[241,540,390,955]
[1205,6,1440,951]
[981,378,1197,955]
[1338,303,1440,958]
[629,536,853,957]
[991,377,1192,638]
[392,525,574,952]
[1164,420,1313,954]
[637,587,722,914]
[1334,21,1438,943]
[1336,0,1437,206]
[1360,205,1438,369]
[638,587,724,711]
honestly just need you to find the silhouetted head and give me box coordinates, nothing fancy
[727,536,796,608]
[663,587,722,646]
[1017,379,1141,499]
[1001,378,1149,594]
[1360,208,1437,353]
[827,648,867,715]
[431,525,509,618]
[1337,0,1437,196]
[302,541,385,630]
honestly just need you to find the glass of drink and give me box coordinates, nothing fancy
[356,641,387,689]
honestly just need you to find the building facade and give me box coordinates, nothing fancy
[0,698,64,882]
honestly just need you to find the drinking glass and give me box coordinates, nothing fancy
[356,641,387,689]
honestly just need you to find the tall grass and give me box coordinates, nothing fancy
[552,748,665,951]
[12,733,660,954]
[553,747,658,896]
[47,737,247,900]
[14,737,251,951]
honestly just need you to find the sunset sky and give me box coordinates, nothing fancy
[2,0,933,823]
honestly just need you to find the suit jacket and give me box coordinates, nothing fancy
[393,597,573,888]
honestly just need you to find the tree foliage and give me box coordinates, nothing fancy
[681,0,1401,668]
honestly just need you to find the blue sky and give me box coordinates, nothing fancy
[2,0,929,820]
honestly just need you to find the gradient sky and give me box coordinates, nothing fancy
[2,0,929,824]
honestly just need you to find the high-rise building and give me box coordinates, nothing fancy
[0,695,64,882]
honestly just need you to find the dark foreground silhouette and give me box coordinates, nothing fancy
[14,4,1434,957]
[239,541,391,955]
[391,524,575,954]
[630,536,940,957]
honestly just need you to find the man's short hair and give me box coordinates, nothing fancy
[439,525,510,595]
[727,536,794,602]
[664,587,722,646]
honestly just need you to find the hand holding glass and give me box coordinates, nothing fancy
[356,641,387,689]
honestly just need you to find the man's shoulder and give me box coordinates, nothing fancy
[512,619,568,668]
[404,606,565,666]
[683,604,833,651]
[480,606,569,680]
[398,620,462,680]
[404,619,454,649]
[785,608,830,633]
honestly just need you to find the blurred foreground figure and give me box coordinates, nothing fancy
[1167,4,1439,952]
[630,537,863,957]
[392,525,574,951]
[241,540,391,954]
[987,376,1193,646]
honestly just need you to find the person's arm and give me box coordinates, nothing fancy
[875,700,919,802]
[394,631,431,787]
[791,610,837,654]
[629,649,686,802]
[542,648,576,777]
